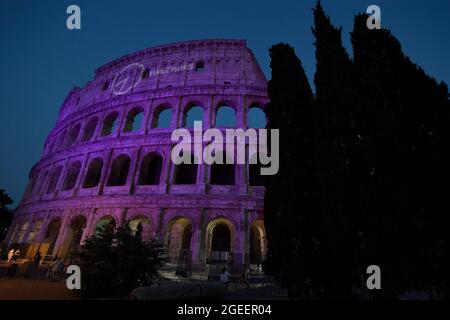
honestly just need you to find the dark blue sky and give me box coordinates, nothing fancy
[1,0,449,206]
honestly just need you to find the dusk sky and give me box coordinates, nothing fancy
[1,0,449,206]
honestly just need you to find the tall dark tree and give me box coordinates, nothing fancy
[263,43,319,298]
[351,13,450,298]
[312,1,362,298]
[0,189,13,242]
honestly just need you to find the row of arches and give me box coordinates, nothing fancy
[48,102,266,154]
[12,214,266,266]
[28,151,266,198]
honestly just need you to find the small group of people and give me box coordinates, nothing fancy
[220,264,251,289]
[47,256,66,281]
[7,248,20,262]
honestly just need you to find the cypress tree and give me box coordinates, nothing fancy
[312,1,361,298]
[351,13,450,298]
[263,43,319,298]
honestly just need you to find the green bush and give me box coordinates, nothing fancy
[73,224,165,298]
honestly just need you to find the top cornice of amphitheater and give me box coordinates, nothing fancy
[95,39,248,76]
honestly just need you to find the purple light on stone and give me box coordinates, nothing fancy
[7,39,269,271]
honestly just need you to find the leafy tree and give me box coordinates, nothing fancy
[263,43,319,298]
[73,224,165,298]
[0,189,13,242]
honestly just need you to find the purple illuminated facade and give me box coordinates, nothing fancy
[5,39,268,271]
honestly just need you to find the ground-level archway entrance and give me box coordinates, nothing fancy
[58,215,86,260]
[166,217,192,266]
[206,218,234,265]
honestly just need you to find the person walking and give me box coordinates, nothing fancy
[12,249,20,262]
[240,264,250,289]
[33,251,42,276]
[220,267,231,289]
[7,248,15,262]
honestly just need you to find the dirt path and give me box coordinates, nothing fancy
[0,278,80,300]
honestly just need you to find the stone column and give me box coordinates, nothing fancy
[118,208,129,227]
[52,214,71,256]
[80,209,96,244]
[143,99,154,134]
[128,147,142,194]
[73,153,90,196]
[236,95,247,129]
[98,149,113,195]
[190,209,205,267]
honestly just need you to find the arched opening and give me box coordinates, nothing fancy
[54,130,67,151]
[152,106,172,129]
[166,217,192,265]
[184,105,203,128]
[26,174,39,198]
[61,161,82,191]
[128,216,152,241]
[138,153,163,185]
[83,158,103,188]
[94,215,116,235]
[65,124,81,147]
[173,153,198,185]
[81,117,98,142]
[43,218,61,256]
[59,216,86,259]
[247,106,266,129]
[17,221,29,243]
[249,220,267,265]
[27,220,43,243]
[210,153,235,185]
[209,222,232,263]
[215,105,236,127]
[249,153,265,186]
[47,166,63,193]
[124,107,144,132]
[101,112,119,137]
[107,155,131,186]
[35,170,49,196]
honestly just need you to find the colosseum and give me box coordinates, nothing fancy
[4,39,269,274]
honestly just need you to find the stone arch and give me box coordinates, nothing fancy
[183,103,204,128]
[249,219,266,265]
[124,106,144,132]
[107,154,131,186]
[247,103,267,129]
[54,129,67,151]
[43,217,62,256]
[128,215,152,241]
[165,217,193,265]
[138,152,163,185]
[173,153,198,185]
[61,161,82,191]
[81,117,98,142]
[151,104,172,129]
[17,220,30,243]
[59,215,87,259]
[215,102,236,128]
[65,124,81,147]
[47,165,63,193]
[83,157,103,188]
[101,111,119,136]
[210,152,235,185]
[206,217,235,264]
[27,219,43,243]
[93,215,116,235]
